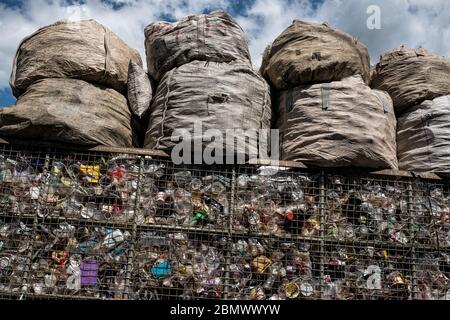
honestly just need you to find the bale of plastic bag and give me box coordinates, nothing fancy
[260,20,371,90]
[0,78,133,147]
[144,11,251,81]
[127,61,153,119]
[10,19,143,97]
[371,47,450,115]
[144,61,272,157]
[397,95,450,173]
[277,75,397,169]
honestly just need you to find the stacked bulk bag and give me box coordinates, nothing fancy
[397,95,450,174]
[371,47,450,116]
[261,20,397,169]
[372,47,450,173]
[10,20,142,96]
[127,61,153,120]
[1,20,142,147]
[144,11,251,81]
[0,79,133,147]
[145,61,271,155]
[260,20,371,90]
[143,11,271,157]
[277,75,397,169]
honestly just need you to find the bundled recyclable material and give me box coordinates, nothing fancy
[131,232,227,299]
[0,79,133,147]
[260,20,370,90]
[397,95,450,173]
[233,167,317,236]
[29,223,131,298]
[10,19,142,97]
[276,75,397,169]
[127,61,153,119]
[145,11,251,81]
[0,221,32,294]
[2,20,142,148]
[136,163,231,228]
[0,145,447,300]
[144,61,271,157]
[371,47,450,115]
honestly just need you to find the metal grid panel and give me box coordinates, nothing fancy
[410,181,449,300]
[131,230,229,300]
[226,235,322,300]
[0,143,448,300]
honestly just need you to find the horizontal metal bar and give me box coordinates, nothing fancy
[0,137,170,158]
[248,158,308,168]
[89,146,169,158]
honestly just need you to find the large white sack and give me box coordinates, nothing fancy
[397,95,450,173]
[144,11,251,81]
[144,61,271,158]
[10,20,142,97]
[127,61,153,119]
[260,20,371,90]
[0,78,133,147]
[371,47,450,115]
[277,75,398,169]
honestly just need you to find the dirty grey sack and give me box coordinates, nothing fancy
[277,75,397,169]
[0,78,133,147]
[10,19,143,97]
[260,20,370,90]
[371,47,450,115]
[397,95,450,173]
[144,61,271,158]
[145,11,251,81]
[127,61,153,119]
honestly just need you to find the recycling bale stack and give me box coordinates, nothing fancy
[0,20,143,148]
[371,47,450,174]
[143,11,272,159]
[260,20,398,170]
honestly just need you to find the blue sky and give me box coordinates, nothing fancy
[0,0,449,108]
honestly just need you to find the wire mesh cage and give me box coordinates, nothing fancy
[0,142,448,300]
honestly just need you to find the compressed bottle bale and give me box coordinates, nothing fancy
[144,61,271,157]
[260,20,370,90]
[0,78,133,147]
[145,11,252,81]
[277,75,397,169]
[127,61,153,119]
[10,20,143,97]
[371,47,450,115]
[397,95,450,173]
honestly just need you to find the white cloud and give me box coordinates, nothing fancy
[0,0,449,90]
[240,0,450,66]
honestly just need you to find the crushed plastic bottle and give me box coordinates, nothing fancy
[28,223,130,298]
[234,168,314,235]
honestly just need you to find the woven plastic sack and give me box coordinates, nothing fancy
[144,11,251,81]
[277,75,397,169]
[371,47,450,115]
[397,95,450,173]
[144,61,271,157]
[0,78,133,147]
[127,61,153,119]
[10,20,142,97]
[260,20,370,90]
